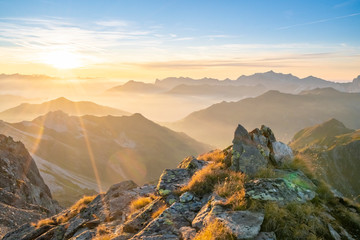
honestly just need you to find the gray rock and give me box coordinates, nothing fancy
[132,201,202,239]
[214,211,264,240]
[192,194,226,230]
[230,124,268,175]
[179,192,194,203]
[255,232,277,240]
[328,224,341,240]
[271,141,293,166]
[64,217,87,239]
[0,135,61,238]
[69,230,96,240]
[156,169,191,196]
[245,177,316,204]
[179,226,197,240]
[196,201,264,240]
[177,156,207,174]
[122,198,165,234]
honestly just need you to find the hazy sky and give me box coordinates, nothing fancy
[0,0,359,82]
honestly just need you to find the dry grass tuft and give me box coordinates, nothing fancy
[215,171,246,210]
[57,195,96,224]
[32,218,56,228]
[93,224,115,240]
[181,162,228,196]
[198,150,226,163]
[129,196,153,213]
[151,204,167,219]
[194,219,236,240]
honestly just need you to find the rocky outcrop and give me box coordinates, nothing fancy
[0,135,61,238]
[231,124,293,175]
[3,124,359,240]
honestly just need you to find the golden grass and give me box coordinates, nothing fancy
[32,218,56,228]
[198,150,225,163]
[57,195,96,224]
[151,204,167,219]
[193,219,236,240]
[129,196,153,213]
[214,171,246,210]
[181,162,229,196]
[93,224,116,240]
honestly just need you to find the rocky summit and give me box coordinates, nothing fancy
[0,134,61,238]
[3,124,360,240]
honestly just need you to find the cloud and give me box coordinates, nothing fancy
[95,20,129,27]
[278,12,360,30]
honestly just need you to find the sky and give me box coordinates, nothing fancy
[0,0,359,82]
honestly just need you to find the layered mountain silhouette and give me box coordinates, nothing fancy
[0,111,210,206]
[0,97,130,123]
[290,119,360,201]
[166,88,360,147]
[108,71,360,97]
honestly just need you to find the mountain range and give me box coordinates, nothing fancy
[108,71,360,97]
[290,118,360,202]
[0,97,130,123]
[0,111,210,206]
[166,88,360,147]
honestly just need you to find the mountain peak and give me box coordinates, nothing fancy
[51,97,73,103]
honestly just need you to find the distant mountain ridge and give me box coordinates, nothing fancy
[107,71,360,99]
[0,97,130,122]
[166,88,360,147]
[0,111,210,206]
[290,119,360,201]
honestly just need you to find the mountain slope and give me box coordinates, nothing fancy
[166,88,360,147]
[290,119,360,201]
[5,124,359,240]
[0,97,130,122]
[0,135,60,238]
[0,111,211,206]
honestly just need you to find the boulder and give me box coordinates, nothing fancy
[230,124,268,175]
[245,177,316,204]
[271,141,293,166]
[156,169,191,196]
[177,156,207,174]
[132,201,203,239]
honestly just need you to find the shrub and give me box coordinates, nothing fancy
[193,219,236,240]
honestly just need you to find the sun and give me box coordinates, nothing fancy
[42,51,83,69]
